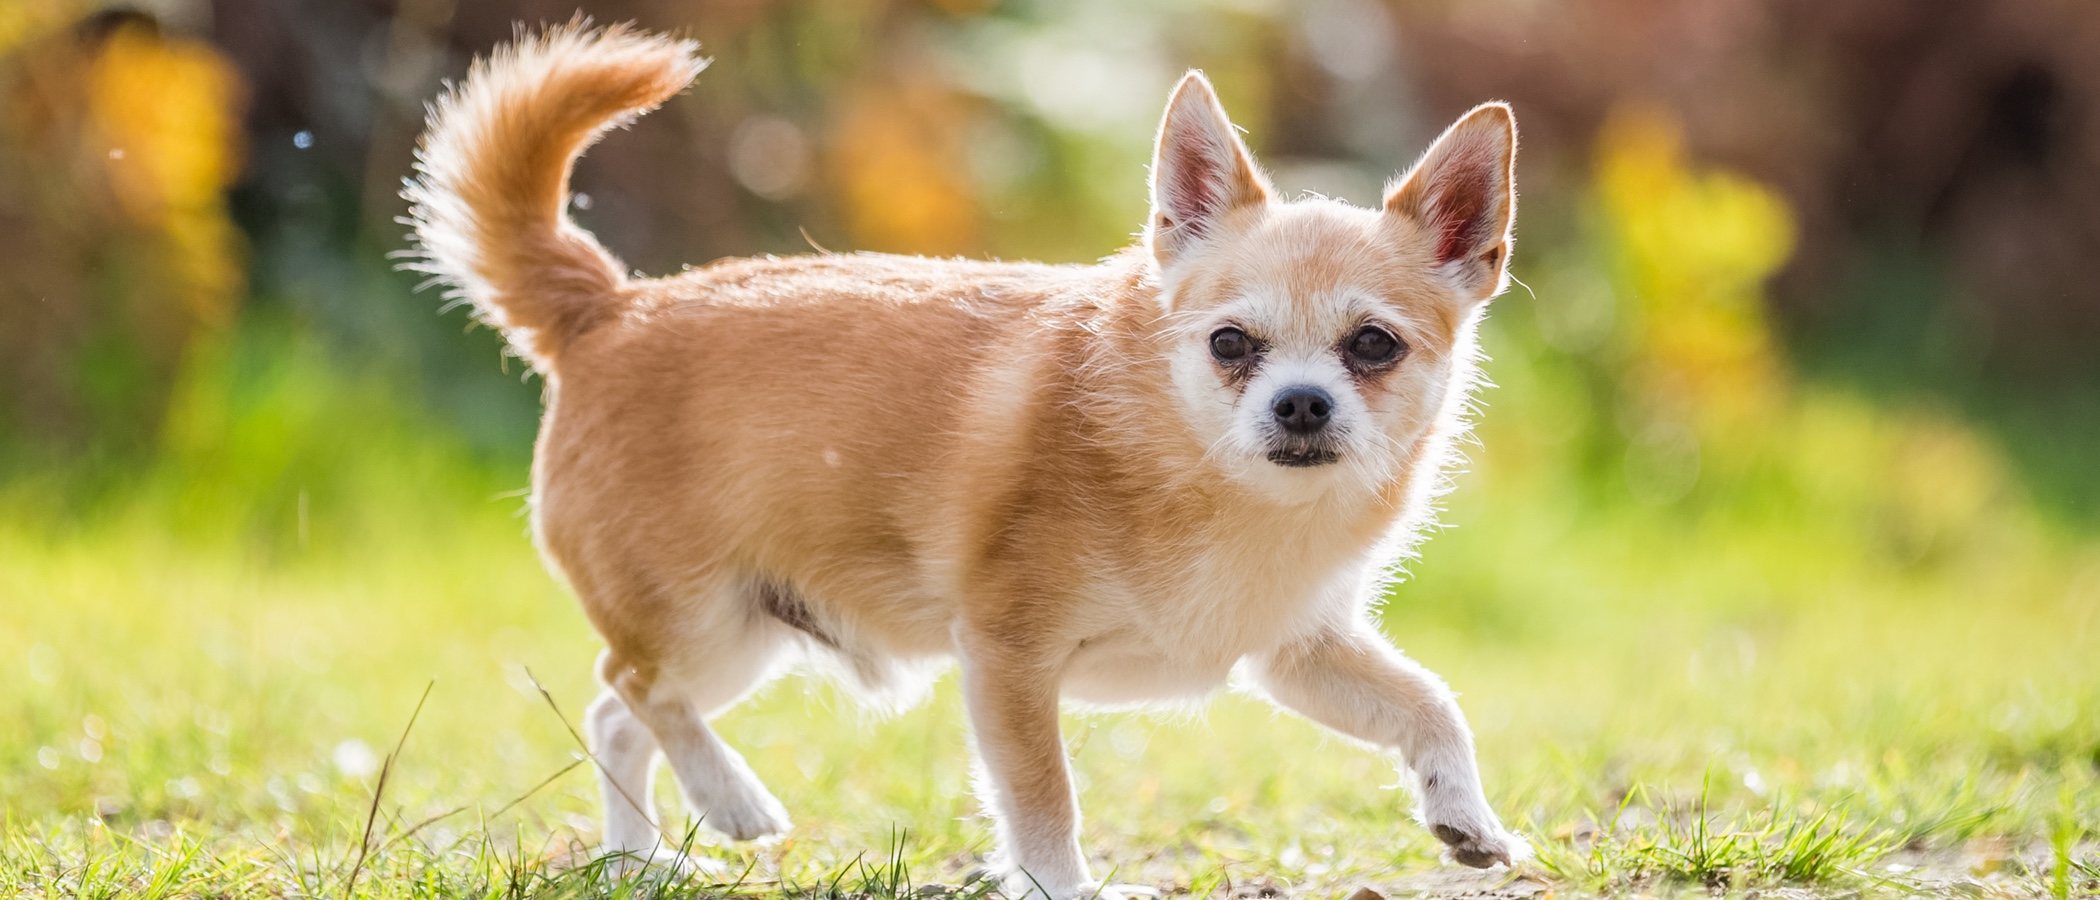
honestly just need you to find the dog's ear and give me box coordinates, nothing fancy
[1147,71,1271,268]
[1386,103,1517,299]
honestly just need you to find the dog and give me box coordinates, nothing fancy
[405,22,1529,899]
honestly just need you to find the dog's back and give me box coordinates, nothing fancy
[402,25,1120,677]
[534,250,1136,684]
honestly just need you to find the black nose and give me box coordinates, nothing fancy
[1271,385,1334,435]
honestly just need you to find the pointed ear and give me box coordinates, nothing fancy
[1386,102,1517,297]
[1147,71,1271,267]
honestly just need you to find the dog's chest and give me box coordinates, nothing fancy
[1059,536,1368,705]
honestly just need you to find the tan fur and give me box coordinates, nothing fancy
[402,21,706,366]
[407,23,1528,898]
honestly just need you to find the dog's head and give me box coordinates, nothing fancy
[1143,73,1516,503]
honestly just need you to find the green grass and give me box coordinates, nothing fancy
[3,314,2097,898]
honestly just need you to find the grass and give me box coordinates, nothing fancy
[1537,776,1902,892]
[3,310,2097,898]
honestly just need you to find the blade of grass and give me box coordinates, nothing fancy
[344,680,434,897]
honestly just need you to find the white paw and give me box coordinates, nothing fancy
[692,783,793,841]
[595,846,727,881]
[1418,774,1530,869]
[1426,819,1531,869]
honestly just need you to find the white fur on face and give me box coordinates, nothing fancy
[1166,280,1456,505]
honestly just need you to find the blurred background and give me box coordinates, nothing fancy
[3,0,2098,892]
[4,0,2097,519]
[4,0,2100,511]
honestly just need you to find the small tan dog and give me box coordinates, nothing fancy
[407,23,1528,899]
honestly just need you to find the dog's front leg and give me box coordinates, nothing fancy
[956,631,1098,900]
[1250,624,1530,868]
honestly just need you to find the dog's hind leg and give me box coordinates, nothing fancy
[599,586,794,843]
[585,686,659,848]
[585,682,729,872]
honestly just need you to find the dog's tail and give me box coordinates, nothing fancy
[403,21,705,369]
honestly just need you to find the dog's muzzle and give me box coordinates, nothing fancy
[1265,384,1342,467]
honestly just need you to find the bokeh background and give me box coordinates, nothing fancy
[7,0,2100,517]
[3,0,2097,895]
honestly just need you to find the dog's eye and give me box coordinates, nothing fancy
[1209,327,1255,362]
[1347,326,1404,365]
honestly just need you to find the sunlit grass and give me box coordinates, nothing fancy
[1535,777,1902,892]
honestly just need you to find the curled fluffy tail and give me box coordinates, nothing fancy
[403,22,705,368]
